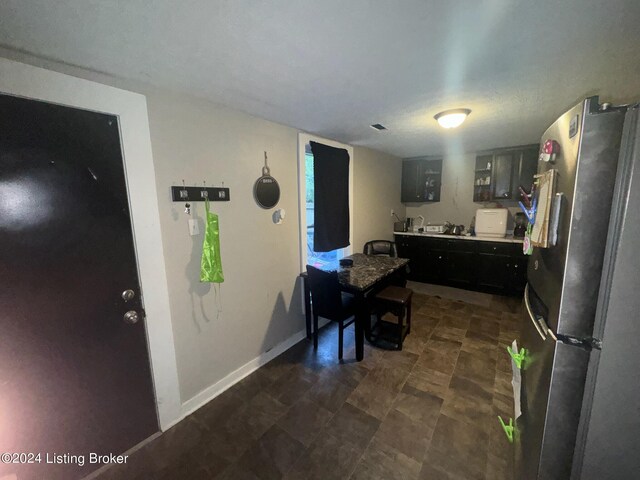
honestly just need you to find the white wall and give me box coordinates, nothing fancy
[147,100,404,402]
[145,95,404,404]
[146,91,305,401]
[405,151,520,230]
[0,49,403,415]
[352,146,405,249]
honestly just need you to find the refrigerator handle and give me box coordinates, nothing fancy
[524,284,557,341]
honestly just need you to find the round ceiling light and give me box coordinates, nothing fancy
[434,108,471,129]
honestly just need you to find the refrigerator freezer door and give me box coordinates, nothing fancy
[527,97,627,339]
[573,105,640,480]
[516,284,591,480]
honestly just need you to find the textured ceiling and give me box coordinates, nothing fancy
[1,0,639,158]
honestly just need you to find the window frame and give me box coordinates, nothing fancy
[297,132,354,272]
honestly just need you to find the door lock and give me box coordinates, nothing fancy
[123,310,139,324]
[121,289,136,302]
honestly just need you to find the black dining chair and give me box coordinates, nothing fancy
[363,240,407,288]
[363,240,398,257]
[306,265,356,360]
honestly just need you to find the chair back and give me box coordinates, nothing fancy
[363,240,398,257]
[306,265,343,319]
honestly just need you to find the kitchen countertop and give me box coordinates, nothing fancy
[395,231,524,244]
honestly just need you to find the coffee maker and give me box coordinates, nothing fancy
[513,212,528,237]
[405,217,414,231]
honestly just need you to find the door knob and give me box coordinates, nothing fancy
[123,310,139,324]
[121,289,136,302]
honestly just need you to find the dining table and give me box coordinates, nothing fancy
[301,253,410,361]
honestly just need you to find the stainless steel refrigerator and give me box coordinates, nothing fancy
[515,96,640,479]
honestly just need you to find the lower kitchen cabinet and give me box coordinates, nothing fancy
[394,234,527,296]
[443,240,476,288]
[476,252,510,293]
[420,249,445,283]
[445,251,476,287]
[395,235,420,281]
[419,238,446,283]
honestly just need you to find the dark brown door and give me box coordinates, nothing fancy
[0,94,158,479]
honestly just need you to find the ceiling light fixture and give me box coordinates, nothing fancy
[434,108,471,129]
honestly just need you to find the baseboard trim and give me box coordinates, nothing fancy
[81,430,162,480]
[177,326,312,422]
[83,324,325,479]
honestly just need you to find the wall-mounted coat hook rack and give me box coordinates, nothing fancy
[171,181,230,202]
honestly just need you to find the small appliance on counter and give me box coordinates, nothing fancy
[393,212,408,232]
[405,217,414,231]
[475,208,508,238]
[393,221,407,232]
[410,215,425,232]
[445,224,465,235]
[513,212,528,237]
[424,224,446,233]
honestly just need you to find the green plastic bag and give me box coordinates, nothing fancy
[200,199,224,283]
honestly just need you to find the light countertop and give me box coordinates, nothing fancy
[394,231,524,244]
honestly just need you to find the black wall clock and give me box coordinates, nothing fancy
[254,152,280,209]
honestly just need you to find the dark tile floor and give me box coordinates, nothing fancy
[97,292,522,480]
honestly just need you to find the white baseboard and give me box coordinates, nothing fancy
[84,322,331,478]
[81,431,162,480]
[176,326,312,424]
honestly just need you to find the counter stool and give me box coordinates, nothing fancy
[371,286,412,350]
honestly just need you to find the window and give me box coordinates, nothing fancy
[298,133,353,271]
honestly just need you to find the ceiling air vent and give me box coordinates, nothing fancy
[370,123,387,131]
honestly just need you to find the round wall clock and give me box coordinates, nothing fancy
[254,151,280,209]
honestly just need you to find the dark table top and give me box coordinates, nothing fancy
[309,253,409,292]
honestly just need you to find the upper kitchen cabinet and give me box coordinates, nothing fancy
[515,147,539,193]
[473,144,538,202]
[492,152,515,199]
[401,157,443,203]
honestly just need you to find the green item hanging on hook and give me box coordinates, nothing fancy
[200,199,224,283]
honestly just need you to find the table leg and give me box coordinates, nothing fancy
[355,293,366,361]
[303,276,312,340]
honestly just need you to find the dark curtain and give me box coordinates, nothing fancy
[310,141,350,252]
